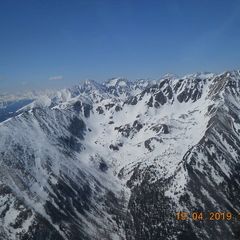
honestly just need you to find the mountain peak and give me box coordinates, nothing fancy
[104,77,129,87]
[1,70,240,239]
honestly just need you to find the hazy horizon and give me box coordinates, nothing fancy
[1,0,240,92]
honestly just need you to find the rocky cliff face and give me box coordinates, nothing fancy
[0,71,240,239]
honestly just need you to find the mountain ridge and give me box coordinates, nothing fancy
[0,70,240,239]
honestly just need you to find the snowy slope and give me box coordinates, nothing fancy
[0,70,240,239]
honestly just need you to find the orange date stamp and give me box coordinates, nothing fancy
[176,212,240,221]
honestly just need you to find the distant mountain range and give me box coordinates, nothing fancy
[0,70,240,239]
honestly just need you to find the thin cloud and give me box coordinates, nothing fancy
[21,81,27,86]
[49,75,64,81]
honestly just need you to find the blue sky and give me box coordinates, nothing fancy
[0,0,240,92]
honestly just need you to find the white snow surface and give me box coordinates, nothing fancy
[0,70,240,239]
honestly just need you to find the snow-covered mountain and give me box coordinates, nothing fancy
[1,70,240,239]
